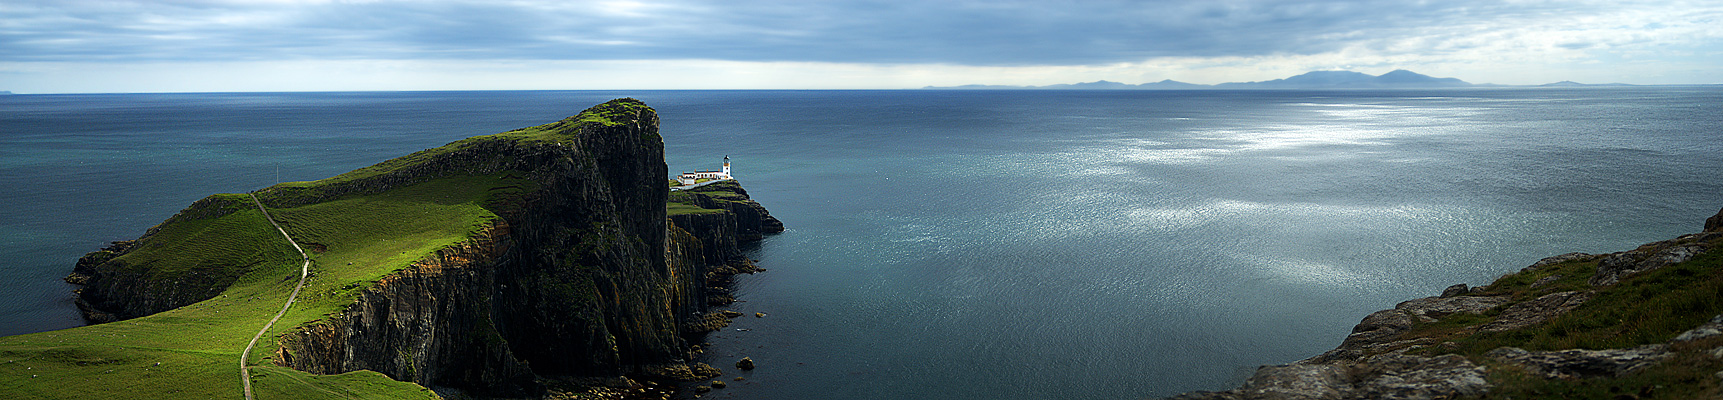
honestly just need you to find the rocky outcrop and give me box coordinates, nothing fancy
[1486,346,1671,379]
[670,181,785,261]
[1349,354,1490,399]
[1171,353,1489,400]
[1307,295,1506,364]
[1393,295,1509,323]
[1590,232,1717,286]
[1706,207,1723,232]
[1167,289,1508,399]
[64,240,138,323]
[1477,291,1592,333]
[1673,315,1723,342]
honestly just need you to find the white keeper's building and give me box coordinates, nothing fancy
[677,156,732,185]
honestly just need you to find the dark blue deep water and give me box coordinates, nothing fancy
[2,89,1720,398]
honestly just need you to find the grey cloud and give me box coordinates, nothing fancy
[0,0,1682,65]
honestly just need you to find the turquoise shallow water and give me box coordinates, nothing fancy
[2,89,1720,398]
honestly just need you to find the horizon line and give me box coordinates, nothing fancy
[9,84,1723,96]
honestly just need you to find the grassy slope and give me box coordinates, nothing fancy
[0,100,638,398]
[0,175,520,399]
[1400,234,1723,399]
[667,181,750,216]
[100,194,296,290]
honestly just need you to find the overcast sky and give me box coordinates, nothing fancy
[3,0,1719,93]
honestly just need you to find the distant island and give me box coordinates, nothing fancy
[925,70,1645,90]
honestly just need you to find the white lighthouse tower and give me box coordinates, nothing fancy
[722,156,731,178]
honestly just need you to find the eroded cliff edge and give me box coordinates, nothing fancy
[63,98,784,397]
[1169,207,1723,400]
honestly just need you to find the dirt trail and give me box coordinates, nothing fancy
[241,193,311,400]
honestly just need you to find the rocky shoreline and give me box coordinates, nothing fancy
[1170,207,1723,400]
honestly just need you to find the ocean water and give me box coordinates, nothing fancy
[2,89,1720,398]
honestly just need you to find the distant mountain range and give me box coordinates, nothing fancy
[924,70,1640,90]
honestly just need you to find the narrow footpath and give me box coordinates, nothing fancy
[241,193,312,400]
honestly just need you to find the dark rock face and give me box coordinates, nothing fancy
[667,188,781,309]
[670,210,739,270]
[65,240,139,323]
[1706,207,1723,232]
[275,222,540,395]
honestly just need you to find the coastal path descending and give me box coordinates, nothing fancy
[241,193,312,400]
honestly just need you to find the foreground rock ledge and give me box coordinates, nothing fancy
[1168,206,1723,400]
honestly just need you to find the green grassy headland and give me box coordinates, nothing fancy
[0,100,643,399]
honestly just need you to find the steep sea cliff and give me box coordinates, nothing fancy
[28,98,781,398]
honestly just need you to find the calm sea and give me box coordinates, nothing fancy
[2,89,1720,398]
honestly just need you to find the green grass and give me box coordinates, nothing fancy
[568,98,652,127]
[94,194,299,301]
[1478,335,1723,399]
[250,366,439,400]
[681,181,747,199]
[0,173,525,399]
[1406,236,1723,356]
[1384,234,1723,399]
[263,98,651,206]
[667,201,727,216]
[667,181,750,216]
